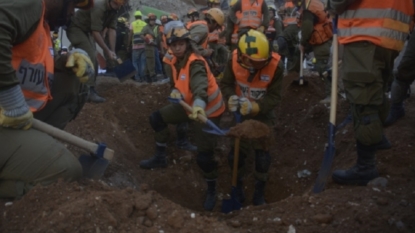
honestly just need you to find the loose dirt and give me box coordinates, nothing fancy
[1,73,414,233]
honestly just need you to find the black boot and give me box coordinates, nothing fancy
[203,179,217,211]
[175,123,197,151]
[234,178,246,204]
[375,135,391,150]
[139,145,167,169]
[88,87,106,103]
[252,179,266,206]
[332,142,379,185]
[384,102,405,127]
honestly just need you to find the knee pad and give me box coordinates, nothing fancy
[149,111,167,132]
[196,152,217,174]
[355,112,383,146]
[255,150,271,173]
[227,148,245,170]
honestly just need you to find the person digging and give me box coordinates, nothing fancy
[138,25,226,211]
[220,29,284,205]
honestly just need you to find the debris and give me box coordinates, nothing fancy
[287,224,296,233]
[312,214,333,224]
[297,169,311,178]
[368,177,388,188]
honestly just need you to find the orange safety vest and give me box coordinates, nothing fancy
[338,0,414,51]
[187,20,209,49]
[159,25,168,50]
[170,53,225,117]
[232,50,281,101]
[11,3,53,112]
[283,16,297,27]
[302,0,332,45]
[231,11,243,44]
[239,0,264,29]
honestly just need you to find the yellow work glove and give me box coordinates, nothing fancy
[170,89,182,100]
[66,49,95,83]
[239,97,260,116]
[227,95,239,112]
[188,106,206,123]
[0,109,33,130]
[0,85,33,130]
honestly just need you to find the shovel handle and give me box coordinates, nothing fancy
[178,100,208,124]
[232,138,241,187]
[32,119,114,161]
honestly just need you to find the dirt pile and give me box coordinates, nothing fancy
[1,72,415,233]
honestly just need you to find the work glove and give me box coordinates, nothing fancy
[0,85,33,130]
[170,89,183,100]
[228,95,239,112]
[188,99,206,123]
[66,48,95,83]
[239,97,260,116]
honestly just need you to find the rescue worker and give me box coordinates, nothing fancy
[0,0,95,198]
[384,29,415,126]
[52,31,61,55]
[158,15,170,57]
[186,8,201,24]
[295,0,333,103]
[200,0,221,15]
[115,17,130,61]
[226,0,271,51]
[277,4,300,73]
[328,0,414,185]
[139,25,225,211]
[141,13,164,83]
[205,8,229,77]
[266,5,283,51]
[128,10,147,83]
[220,29,283,205]
[67,0,126,103]
[185,10,212,57]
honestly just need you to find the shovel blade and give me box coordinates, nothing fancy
[202,126,229,136]
[114,59,137,82]
[78,155,109,179]
[221,187,242,213]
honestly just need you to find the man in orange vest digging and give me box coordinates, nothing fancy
[328,0,414,185]
[220,29,284,206]
[0,0,95,198]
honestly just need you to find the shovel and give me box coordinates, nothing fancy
[167,97,229,136]
[32,119,114,179]
[292,49,308,86]
[312,16,339,193]
[114,58,137,82]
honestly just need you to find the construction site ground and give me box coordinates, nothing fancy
[1,72,414,233]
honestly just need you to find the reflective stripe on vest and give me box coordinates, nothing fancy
[132,19,147,45]
[283,16,297,27]
[239,0,264,29]
[170,53,225,117]
[338,0,414,51]
[11,3,53,112]
[232,50,280,101]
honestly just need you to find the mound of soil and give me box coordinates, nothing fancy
[1,73,415,233]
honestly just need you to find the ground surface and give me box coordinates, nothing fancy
[1,72,414,233]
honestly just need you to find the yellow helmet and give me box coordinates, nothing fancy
[206,8,225,26]
[230,0,238,7]
[134,10,142,17]
[166,26,191,45]
[238,29,270,61]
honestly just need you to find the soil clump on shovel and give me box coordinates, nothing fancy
[227,120,272,149]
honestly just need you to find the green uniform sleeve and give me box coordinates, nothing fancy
[300,11,314,46]
[189,23,208,47]
[141,25,155,37]
[225,16,235,46]
[90,4,106,32]
[0,0,43,90]
[275,18,283,38]
[257,59,284,115]
[261,1,270,28]
[189,61,209,104]
[219,57,237,100]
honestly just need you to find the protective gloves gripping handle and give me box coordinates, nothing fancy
[228,95,239,112]
[188,99,207,123]
[66,49,95,83]
[0,109,33,130]
[239,97,260,116]
[170,89,183,100]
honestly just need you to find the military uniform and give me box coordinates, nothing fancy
[67,0,118,86]
[0,0,83,198]
[141,24,161,82]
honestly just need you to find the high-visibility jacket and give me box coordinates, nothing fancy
[158,25,168,50]
[231,11,242,44]
[302,0,332,45]
[11,4,53,112]
[338,0,414,51]
[232,50,281,101]
[169,53,225,117]
[239,0,264,29]
[283,16,297,27]
[187,20,209,49]
[132,19,147,45]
